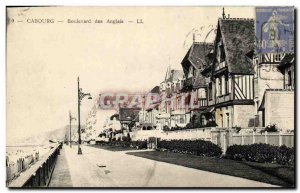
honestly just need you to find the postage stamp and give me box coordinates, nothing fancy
[256,6,294,53]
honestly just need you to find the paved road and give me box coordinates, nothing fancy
[49,145,277,187]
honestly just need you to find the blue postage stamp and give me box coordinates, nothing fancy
[256,6,294,53]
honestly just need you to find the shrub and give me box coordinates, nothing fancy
[264,124,279,132]
[157,139,222,157]
[97,140,147,149]
[130,141,147,149]
[163,125,170,131]
[226,143,294,166]
[122,135,131,142]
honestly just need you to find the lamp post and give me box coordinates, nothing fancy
[69,111,76,148]
[77,76,92,155]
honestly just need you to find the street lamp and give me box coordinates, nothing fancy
[77,76,92,155]
[69,111,76,148]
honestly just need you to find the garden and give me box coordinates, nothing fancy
[94,140,148,150]
[157,139,222,157]
[225,143,294,166]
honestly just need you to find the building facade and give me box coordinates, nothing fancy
[180,41,214,127]
[157,68,184,129]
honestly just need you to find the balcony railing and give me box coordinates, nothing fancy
[198,98,207,107]
[215,93,232,104]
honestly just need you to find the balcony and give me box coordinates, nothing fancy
[198,98,208,107]
[215,93,232,104]
[208,99,214,106]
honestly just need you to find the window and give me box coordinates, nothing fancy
[275,54,281,62]
[288,70,292,86]
[218,77,222,96]
[188,66,194,78]
[209,82,213,100]
[220,114,223,127]
[217,42,225,63]
[226,113,230,128]
[225,75,229,94]
[220,45,225,63]
[180,115,184,123]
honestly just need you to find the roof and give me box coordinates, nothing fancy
[193,70,209,88]
[150,86,160,94]
[214,18,255,74]
[278,53,294,71]
[181,42,214,75]
[201,64,212,76]
[200,106,215,114]
[119,108,140,122]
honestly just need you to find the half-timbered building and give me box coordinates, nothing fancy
[210,18,256,128]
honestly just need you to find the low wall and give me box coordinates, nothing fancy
[131,128,214,141]
[131,128,294,153]
[8,143,62,188]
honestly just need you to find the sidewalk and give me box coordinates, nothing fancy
[48,145,277,187]
[48,147,73,187]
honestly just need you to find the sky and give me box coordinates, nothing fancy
[6,6,254,144]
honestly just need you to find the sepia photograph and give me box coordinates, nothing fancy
[6,6,295,188]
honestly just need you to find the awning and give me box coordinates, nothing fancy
[201,107,215,114]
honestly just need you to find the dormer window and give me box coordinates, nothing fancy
[188,66,194,78]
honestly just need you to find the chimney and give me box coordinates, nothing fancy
[222,7,226,19]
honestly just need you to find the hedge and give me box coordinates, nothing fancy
[157,139,222,157]
[97,140,147,149]
[226,143,294,165]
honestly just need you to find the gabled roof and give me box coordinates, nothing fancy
[150,86,160,94]
[214,18,255,75]
[119,108,140,122]
[181,42,214,76]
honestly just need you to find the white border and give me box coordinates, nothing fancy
[1,0,299,192]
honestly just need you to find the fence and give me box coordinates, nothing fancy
[6,153,38,184]
[211,130,294,153]
[8,143,62,188]
[131,128,294,152]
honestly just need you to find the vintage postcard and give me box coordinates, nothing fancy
[6,6,295,188]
